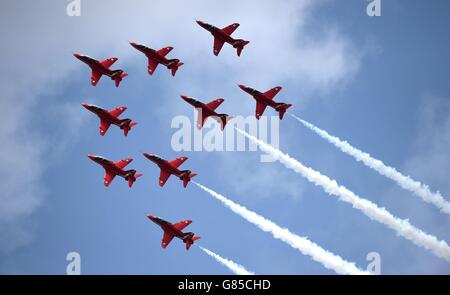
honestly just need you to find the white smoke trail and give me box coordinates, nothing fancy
[193,181,370,275]
[235,128,450,263]
[290,113,450,214]
[198,246,255,275]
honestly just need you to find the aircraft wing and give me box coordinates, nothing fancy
[114,158,133,169]
[108,106,127,118]
[91,70,103,86]
[213,37,225,56]
[99,120,111,136]
[147,58,159,75]
[159,170,171,187]
[161,231,175,248]
[100,57,118,68]
[255,101,268,119]
[205,98,224,111]
[156,46,173,57]
[221,23,240,35]
[173,220,192,231]
[263,86,282,100]
[197,110,208,129]
[103,170,116,187]
[168,157,188,168]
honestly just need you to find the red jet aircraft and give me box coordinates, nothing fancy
[181,95,233,130]
[73,53,128,87]
[196,20,250,56]
[238,84,292,120]
[82,103,137,136]
[142,153,197,188]
[147,215,200,250]
[129,41,184,76]
[88,154,142,187]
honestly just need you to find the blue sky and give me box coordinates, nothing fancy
[1,0,450,274]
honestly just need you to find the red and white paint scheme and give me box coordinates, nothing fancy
[181,95,233,130]
[238,84,292,120]
[88,154,143,188]
[129,41,184,76]
[148,215,200,250]
[74,53,128,87]
[82,103,137,136]
[196,20,250,56]
[143,153,197,188]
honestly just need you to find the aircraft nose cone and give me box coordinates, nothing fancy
[87,154,96,160]
[129,41,138,47]
[196,20,204,25]
[180,95,189,100]
[147,215,156,221]
[238,84,246,90]
[73,53,81,58]
[82,102,90,108]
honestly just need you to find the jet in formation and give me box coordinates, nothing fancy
[196,20,250,56]
[148,215,200,250]
[143,153,197,188]
[238,84,292,120]
[181,95,233,130]
[130,41,184,76]
[74,53,128,87]
[82,103,137,136]
[88,154,143,187]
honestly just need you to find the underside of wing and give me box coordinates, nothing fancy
[108,106,127,118]
[213,37,225,56]
[100,57,118,69]
[159,170,171,187]
[104,170,116,187]
[255,101,268,120]
[99,120,111,136]
[263,86,282,100]
[161,231,175,248]
[156,46,173,57]
[168,157,188,168]
[221,23,240,35]
[197,109,209,129]
[205,98,224,111]
[173,220,192,231]
[147,58,159,75]
[91,70,102,86]
[114,158,133,169]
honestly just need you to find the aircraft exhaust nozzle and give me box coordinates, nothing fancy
[113,72,128,87]
[181,172,197,188]
[218,114,233,130]
[276,103,292,120]
[170,62,184,76]
[234,40,250,56]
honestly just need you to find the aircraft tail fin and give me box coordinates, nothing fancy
[120,119,137,136]
[170,61,184,76]
[127,172,143,188]
[275,103,292,120]
[218,114,233,130]
[112,71,128,87]
[185,236,200,250]
[182,171,198,188]
[234,40,250,57]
